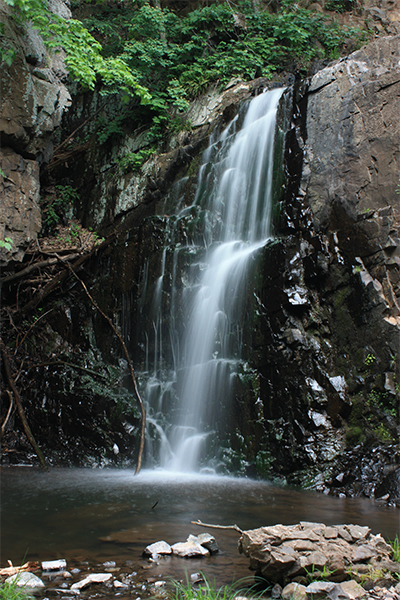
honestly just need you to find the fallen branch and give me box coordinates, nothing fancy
[1,390,14,439]
[14,309,53,356]
[1,343,46,468]
[1,254,79,284]
[191,520,243,534]
[65,262,146,475]
[0,561,39,577]
[19,234,115,316]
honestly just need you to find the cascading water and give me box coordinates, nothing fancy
[141,87,285,472]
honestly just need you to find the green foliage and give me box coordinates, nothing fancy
[0,237,13,251]
[304,563,335,583]
[390,535,400,562]
[3,0,150,101]
[117,148,155,174]
[170,576,264,600]
[325,0,356,13]
[364,353,376,367]
[81,0,363,142]
[0,577,33,600]
[4,0,364,143]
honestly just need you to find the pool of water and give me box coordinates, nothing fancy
[1,468,398,590]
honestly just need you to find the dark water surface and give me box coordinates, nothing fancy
[1,468,399,588]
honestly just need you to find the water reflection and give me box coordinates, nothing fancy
[1,468,398,585]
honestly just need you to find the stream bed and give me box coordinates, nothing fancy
[1,468,399,596]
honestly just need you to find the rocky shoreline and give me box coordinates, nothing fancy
[2,523,399,600]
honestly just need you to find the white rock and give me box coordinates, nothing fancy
[41,559,67,571]
[171,540,210,557]
[6,572,45,590]
[144,541,172,557]
[114,580,129,589]
[70,573,112,590]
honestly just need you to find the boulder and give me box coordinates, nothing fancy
[5,572,45,590]
[238,522,396,585]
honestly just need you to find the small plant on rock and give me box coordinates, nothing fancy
[390,536,400,562]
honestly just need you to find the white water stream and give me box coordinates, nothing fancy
[143,88,285,471]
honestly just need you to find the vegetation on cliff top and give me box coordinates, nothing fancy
[3,0,364,140]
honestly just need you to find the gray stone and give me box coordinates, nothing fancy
[281,582,307,599]
[41,559,67,571]
[188,533,218,553]
[305,581,349,599]
[171,540,210,557]
[5,572,45,590]
[340,580,367,599]
[70,573,112,591]
[143,541,172,557]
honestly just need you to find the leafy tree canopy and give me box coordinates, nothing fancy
[3,0,364,140]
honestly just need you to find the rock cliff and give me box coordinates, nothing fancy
[0,0,71,263]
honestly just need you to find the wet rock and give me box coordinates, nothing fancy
[188,533,219,553]
[70,573,112,590]
[114,579,129,589]
[41,559,67,571]
[5,572,45,590]
[171,540,210,557]
[143,541,173,557]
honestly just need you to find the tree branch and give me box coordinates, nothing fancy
[1,343,46,468]
[190,519,243,534]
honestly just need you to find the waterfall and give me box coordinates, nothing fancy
[141,87,285,473]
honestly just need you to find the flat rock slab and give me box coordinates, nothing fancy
[143,541,172,557]
[238,522,396,584]
[70,573,112,590]
[171,540,210,557]
[41,559,67,571]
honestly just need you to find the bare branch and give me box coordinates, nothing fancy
[191,519,243,534]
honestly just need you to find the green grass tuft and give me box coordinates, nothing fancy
[0,577,33,600]
[390,535,400,563]
[170,576,267,600]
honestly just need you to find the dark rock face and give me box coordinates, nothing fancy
[234,36,400,497]
[0,1,71,264]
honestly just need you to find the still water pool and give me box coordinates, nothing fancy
[1,468,399,588]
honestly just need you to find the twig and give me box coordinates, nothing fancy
[1,390,15,439]
[20,234,116,316]
[191,519,243,534]
[14,310,53,356]
[1,343,46,468]
[65,262,146,475]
